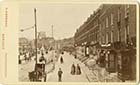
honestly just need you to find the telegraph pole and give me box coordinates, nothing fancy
[52,25,54,39]
[34,8,38,64]
[52,25,55,49]
[51,25,55,63]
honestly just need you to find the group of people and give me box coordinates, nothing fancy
[57,51,82,82]
[71,63,81,75]
[57,63,82,82]
[57,53,64,82]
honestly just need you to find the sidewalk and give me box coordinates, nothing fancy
[79,60,121,82]
[77,59,99,82]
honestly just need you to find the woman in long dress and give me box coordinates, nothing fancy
[76,64,81,75]
[71,63,75,75]
[60,56,63,64]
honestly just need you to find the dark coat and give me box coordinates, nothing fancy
[58,70,63,77]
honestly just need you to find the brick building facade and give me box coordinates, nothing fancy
[74,4,136,54]
[74,4,136,81]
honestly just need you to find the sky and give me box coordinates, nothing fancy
[19,3,100,40]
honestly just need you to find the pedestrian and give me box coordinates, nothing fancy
[74,55,77,59]
[18,55,21,64]
[24,53,27,61]
[58,68,63,82]
[39,54,46,64]
[76,64,81,75]
[60,56,63,64]
[62,52,64,55]
[39,54,46,72]
[71,63,75,75]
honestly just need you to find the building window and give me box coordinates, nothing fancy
[118,7,121,22]
[102,34,105,44]
[103,21,105,29]
[128,25,129,35]
[106,33,109,44]
[127,4,130,9]
[117,30,120,42]
[99,24,101,31]
[103,35,105,44]
[125,25,130,43]
[103,21,106,29]
[106,17,109,28]
[111,31,113,43]
[108,32,111,43]
[95,33,97,43]
[125,5,129,18]
[111,13,114,25]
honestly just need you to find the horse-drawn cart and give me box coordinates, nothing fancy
[28,63,46,82]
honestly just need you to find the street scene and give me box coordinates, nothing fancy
[18,3,136,82]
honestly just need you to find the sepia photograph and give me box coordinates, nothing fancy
[18,3,137,82]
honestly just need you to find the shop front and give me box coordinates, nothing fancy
[117,49,136,82]
[98,43,111,67]
[98,43,118,72]
[105,49,117,73]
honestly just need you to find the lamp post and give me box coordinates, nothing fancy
[34,8,38,64]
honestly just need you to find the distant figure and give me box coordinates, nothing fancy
[71,63,75,75]
[62,52,64,55]
[60,56,64,64]
[18,55,21,64]
[39,54,46,73]
[76,64,81,75]
[58,68,63,82]
[46,51,48,54]
[24,53,27,61]
[39,53,46,64]
[74,55,77,59]
[28,53,32,61]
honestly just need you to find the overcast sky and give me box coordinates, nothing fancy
[19,3,100,40]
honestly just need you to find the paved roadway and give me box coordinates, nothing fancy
[47,52,89,82]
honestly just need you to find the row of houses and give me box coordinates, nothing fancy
[75,4,136,51]
[74,4,136,81]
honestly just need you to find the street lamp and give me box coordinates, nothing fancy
[20,8,38,65]
[34,8,38,64]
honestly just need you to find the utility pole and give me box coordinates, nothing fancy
[52,25,54,39]
[34,8,38,64]
[52,25,55,49]
[51,25,55,63]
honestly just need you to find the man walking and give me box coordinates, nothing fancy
[58,68,63,82]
